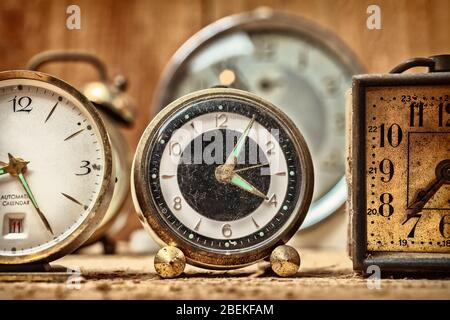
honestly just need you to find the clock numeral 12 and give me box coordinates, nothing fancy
[10,96,33,113]
[438,103,450,127]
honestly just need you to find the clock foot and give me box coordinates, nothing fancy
[154,246,186,279]
[270,245,301,277]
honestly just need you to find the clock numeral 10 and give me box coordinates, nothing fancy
[9,96,33,113]
[380,124,403,148]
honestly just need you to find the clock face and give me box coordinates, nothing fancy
[154,12,364,228]
[133,89,313,267]
[0,73,112,263]
[365,85,450,253]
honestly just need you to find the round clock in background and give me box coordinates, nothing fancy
[152,8,365,229]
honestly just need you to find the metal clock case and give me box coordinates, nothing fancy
[132,88,314,271]
[0,70,114,266]
[153,8,365,229]
[348,55,450,274]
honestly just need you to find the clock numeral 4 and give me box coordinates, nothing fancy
[10,96,33,113]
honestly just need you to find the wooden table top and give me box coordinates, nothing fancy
[1,249,449,299]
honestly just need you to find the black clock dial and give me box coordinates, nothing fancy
[145,96,305,252]
[177,129,270,221]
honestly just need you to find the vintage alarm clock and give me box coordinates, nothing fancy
[132,88,314,277]
[26,51,135,253]
[153,8,364,228]
[0,70,114,268]
[348,54,450,274]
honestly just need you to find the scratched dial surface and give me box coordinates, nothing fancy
[134,90,313,262]
[366,86,450,253]
[155,27,361,228]
[0,78,107,257]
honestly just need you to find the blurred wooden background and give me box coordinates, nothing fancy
[0,0,449,244]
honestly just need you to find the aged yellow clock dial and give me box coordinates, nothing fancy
[366,86,450,253]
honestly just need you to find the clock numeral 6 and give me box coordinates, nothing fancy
[439,215,450,238]
[222,224,232,238]
[9,96,33,113]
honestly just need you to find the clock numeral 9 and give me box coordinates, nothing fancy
[380,124,403,148]
[222,224,232,238]
[438,103,450,127]
[9,96,33,113]
[379,193,394,217]
[439,215,450,238]
[379,158,394,182]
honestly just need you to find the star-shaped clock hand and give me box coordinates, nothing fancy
[5,153,54,235]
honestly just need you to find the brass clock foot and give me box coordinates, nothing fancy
[270,245,301,277]
[154,246,186,279]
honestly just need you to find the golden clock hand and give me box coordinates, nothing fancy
[229,173,268,200]
[17,172,54,235]
[224,115,256,168]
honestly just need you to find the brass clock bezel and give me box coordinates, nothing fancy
[152,8,365,230]
[350,72,450,274]
[0,70,114,265]
[133,88,314,269]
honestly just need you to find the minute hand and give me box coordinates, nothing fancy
[224,115,255,168]
[18,173,54,234]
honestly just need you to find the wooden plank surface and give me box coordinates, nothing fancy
[1,249,449,299]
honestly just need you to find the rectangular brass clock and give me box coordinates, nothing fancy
[348,72,450,274]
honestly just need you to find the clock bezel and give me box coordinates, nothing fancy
[0,70,114,265]
[152,8,365,230]
[133,88,314,269]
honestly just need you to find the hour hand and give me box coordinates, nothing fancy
[229,173,268,200]
[403,159,450,224]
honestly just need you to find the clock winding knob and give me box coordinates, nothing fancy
[270,245,301,277]
[154,246,186,278]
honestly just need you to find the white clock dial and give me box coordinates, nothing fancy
[159,112,289,240]
[0,74,112,262]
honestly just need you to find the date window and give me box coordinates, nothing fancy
[3,213,26,239]
[9,218,23,234]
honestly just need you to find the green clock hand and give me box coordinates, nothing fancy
[17,172,54,235]
[230,173,268,200]
[224,115,256,167]
[0,160,8,175]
